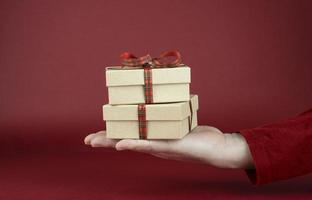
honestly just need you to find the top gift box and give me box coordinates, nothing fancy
[106,51,191,105]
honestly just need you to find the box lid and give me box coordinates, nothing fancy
[103,95,198,121]
[106,66,190,87]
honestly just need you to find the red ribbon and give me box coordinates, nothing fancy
[120,50,183,104]
[137,100,194,140]
[138,104,147,139]
[120,50,183,139]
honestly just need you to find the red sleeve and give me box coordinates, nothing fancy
[240,108,312,185]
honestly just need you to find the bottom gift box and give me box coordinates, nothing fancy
[103,95,199,139]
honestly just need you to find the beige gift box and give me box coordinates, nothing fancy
[104,95,199,139]
[106,66,191,105]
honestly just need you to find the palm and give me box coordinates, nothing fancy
[149,126,226,164]
[84,126,231,167]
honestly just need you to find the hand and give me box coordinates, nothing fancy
[84,125,254,169]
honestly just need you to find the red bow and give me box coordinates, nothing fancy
[120,50,182,68]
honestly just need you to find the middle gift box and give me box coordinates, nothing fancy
[103,95,198,139]
[106,66,191,105]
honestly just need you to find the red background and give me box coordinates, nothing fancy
[1,0,312,199]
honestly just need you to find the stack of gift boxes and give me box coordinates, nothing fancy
[102,51,199,139]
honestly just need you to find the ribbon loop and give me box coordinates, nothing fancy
[120,53,153,67]
[153,50,182,67]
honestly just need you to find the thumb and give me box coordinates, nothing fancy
[115,139,172,154]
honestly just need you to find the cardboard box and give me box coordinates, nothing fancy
[104,95,199,139]
[106,66,190,105]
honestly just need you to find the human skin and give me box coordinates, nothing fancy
[84,125,254,169]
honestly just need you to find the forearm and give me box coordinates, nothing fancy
[240,109,312,185]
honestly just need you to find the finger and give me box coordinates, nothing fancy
[84,134,96,145]
[90,134,118,148]
[115,139,172,153]
[84,130,106,145]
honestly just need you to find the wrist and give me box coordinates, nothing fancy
[221,133,254,169]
